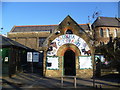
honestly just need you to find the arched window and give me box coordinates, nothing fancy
[114,29,117,37]
[100,28,104,37]
[106,28,110,37]
[66,29,73,34]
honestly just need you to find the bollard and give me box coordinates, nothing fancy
[61,77,63,87]
[74,77,76,88]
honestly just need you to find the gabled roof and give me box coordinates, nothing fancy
[42,15,92,47]
[92,17,120,28]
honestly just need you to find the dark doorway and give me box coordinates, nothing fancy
[64,49,76,76]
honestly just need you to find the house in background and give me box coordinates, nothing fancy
[92,17,120,45]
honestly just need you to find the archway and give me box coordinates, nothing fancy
[64,49,76,76]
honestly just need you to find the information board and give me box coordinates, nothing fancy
[4,57,8,62]
[27,52,32,62]
[47,56,59,70]
[79,56,92,69]
[33,52,39,62]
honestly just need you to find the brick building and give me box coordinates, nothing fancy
[92,17,120,46]
[7,15,120,78]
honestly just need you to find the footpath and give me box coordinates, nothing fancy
[1,72,120,89]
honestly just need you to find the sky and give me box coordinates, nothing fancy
[1,2,119,35]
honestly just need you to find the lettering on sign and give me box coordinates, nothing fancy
[47,34,91,56]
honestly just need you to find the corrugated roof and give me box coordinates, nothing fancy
[92,17,120,27]
[10,24,90,32]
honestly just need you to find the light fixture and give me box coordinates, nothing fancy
[40,51,43,53]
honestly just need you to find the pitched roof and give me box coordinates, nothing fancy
[11,25,57,32]
[80,24,90,31]
[92,17,120,27]
[1,35,28,49]
[10,24,90,32]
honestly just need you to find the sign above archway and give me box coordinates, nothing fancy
[47,34,91,56]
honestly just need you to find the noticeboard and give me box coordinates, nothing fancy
[79,56,92,69]
[27,52,32,62]
[46,56,59,70]
[33,52,39,62]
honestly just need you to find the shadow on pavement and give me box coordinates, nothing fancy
[2,72,120,89]
[96,74,120,83]
[77,78,120,88]
[2,79,23,90]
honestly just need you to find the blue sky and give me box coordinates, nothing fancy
[1,2,119,34]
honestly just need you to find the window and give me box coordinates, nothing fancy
[100,28,104,37]
[66,29,73,34]
[67,22,70,26]
[39,37,46,47]
[50,29,52,33]
[114,29,117,37]
[106,28,110,37]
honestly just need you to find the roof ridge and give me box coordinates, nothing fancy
[98,16,120,19]
[79,24,88,25]
[15,24,58,27]
[14,24,88,27]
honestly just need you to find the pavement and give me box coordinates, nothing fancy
[1,72,120,89]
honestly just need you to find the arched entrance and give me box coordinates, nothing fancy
[64,49,76,76]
